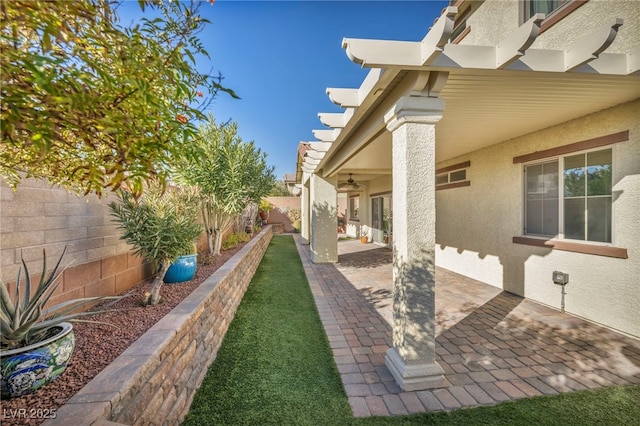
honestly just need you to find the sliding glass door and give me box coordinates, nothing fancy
[371,194,392,246]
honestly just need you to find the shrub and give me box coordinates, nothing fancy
[259,199,273,212]
[286,208,301,223]
[222,232,250,250]
[109,182,202,304]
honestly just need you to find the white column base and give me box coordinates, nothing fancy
[385,347,447,391]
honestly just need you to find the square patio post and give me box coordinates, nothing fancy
[383,96,447,391]
[301,172,311,244]
[310,173,338,263]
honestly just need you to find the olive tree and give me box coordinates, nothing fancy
[175,115,275,255]
[1,0,236,197]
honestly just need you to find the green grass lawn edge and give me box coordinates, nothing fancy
[184,235,640,426]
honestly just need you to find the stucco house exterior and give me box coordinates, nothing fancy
[296,0,639,392]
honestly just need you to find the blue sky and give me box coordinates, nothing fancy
[123,1,448,178]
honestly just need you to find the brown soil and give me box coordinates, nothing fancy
[0,243,248,426]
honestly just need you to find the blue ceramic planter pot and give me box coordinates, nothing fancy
[163,254,198,283]
[1,322,75,398]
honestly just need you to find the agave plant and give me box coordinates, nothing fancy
[0,248,119,350]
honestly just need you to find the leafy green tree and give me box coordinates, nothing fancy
[1,0,237,197]
[175,115,275,255]
[269,180,291,196]
[109,181,202,305]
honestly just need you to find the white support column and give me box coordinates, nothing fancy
[310,173,338,263]
[301,172,311,244]
[383,96,447,391]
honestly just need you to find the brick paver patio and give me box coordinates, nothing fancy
[294,235,640,417]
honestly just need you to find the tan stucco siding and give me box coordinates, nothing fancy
[435,99,640,337]
[461,0,639,54]
[531,0,640,53]
[368,175,392,196]
[344,175,392,238]
[460,0,520,46]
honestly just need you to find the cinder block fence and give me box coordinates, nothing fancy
[44,226,273,426]
[1,178,153,305]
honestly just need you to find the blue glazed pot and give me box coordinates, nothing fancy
[163,254,198,283]
[1,322,75,399]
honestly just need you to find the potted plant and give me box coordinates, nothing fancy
[258,199,273,225]
[109,181,202,304]
[360,225,370,244]
[0,249,119,398]
[163,243,198,284]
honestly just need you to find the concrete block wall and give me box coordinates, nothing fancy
[264,196,300,232]
[44,226,273,426]
[0,178,152,305]
[264,196,301,210]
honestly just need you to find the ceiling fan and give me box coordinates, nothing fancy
[338,174,366,190]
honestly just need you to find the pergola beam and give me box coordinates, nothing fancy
[420,6,457,65]
[326,88,360,107]
[627,49,640,75]
[312,129,340,142]
[496,13,544,69]
[318,113,347,128]
[326,69,383,108]
[302,160,316,168]
[564,19,623,71]
[339,11,632,76]
[304,157,320,165]
[307,142,333,152]
[343,7,457,68]
[344,39,422,67]
[306,150,326,160]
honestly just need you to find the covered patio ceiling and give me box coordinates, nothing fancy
[332,70,640,185]
[298,6,640,187]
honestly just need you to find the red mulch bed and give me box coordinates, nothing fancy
[0,243,248,426]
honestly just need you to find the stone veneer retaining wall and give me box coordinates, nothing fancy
[44,226,273,426]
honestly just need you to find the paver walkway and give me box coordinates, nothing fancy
[294,235,640,417]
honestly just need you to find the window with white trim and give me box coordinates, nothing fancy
[524,148,612,243]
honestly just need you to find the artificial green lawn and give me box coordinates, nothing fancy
[184,235,640,425]
[183,235,352,425]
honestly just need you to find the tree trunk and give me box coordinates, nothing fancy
[149,262,170,305]
[206,229,214,255]
[213,229,222,256]
[202,207,215,255]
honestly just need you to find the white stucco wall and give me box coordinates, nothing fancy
[461,0,639,54]
[435,99,640,337]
